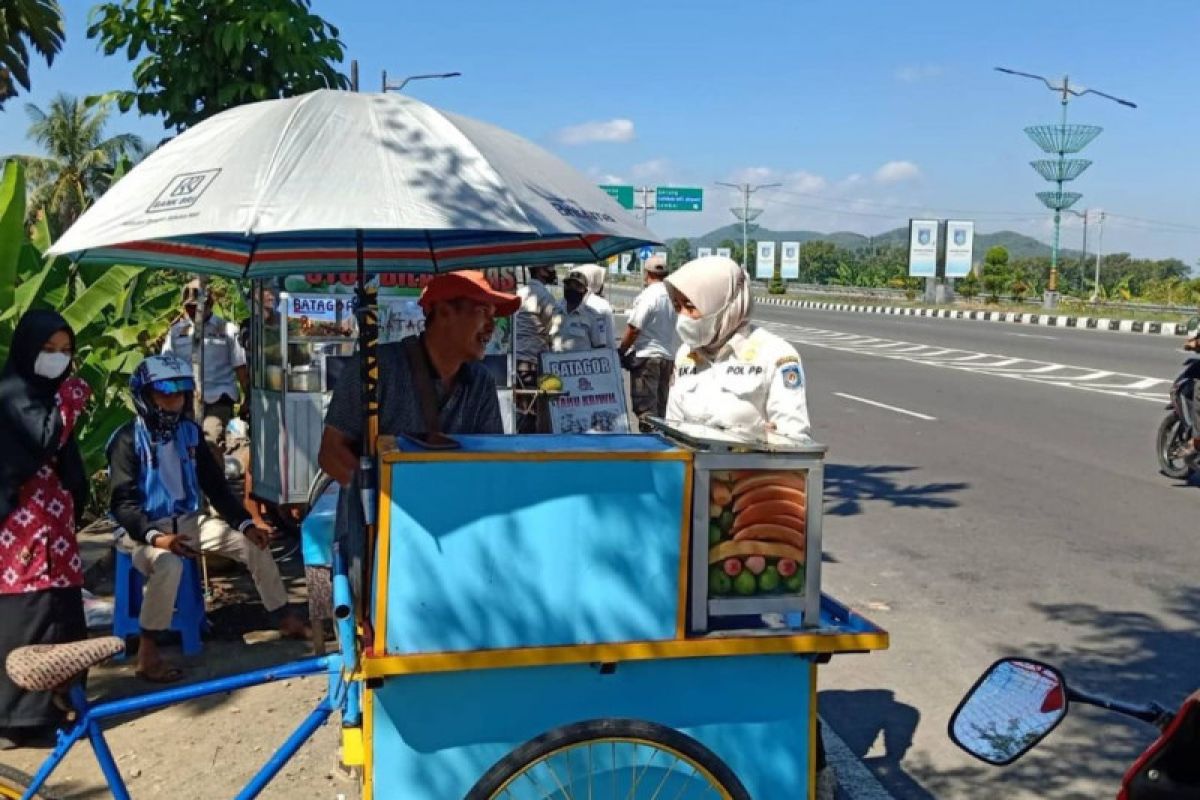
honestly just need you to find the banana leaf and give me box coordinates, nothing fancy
[0,161,25,314]
[60,265,143,333]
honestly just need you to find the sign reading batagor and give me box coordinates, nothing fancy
[539,349,630,434]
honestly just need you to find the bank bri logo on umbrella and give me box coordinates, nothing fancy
[147,169,221,214]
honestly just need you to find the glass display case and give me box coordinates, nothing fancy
[250,282,356,506]
[651,421,828,634]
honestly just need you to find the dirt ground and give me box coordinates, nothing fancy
[3,531,352,799]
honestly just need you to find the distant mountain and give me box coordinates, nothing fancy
[668,225,1075,263]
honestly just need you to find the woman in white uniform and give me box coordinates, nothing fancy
[664,255,811,440]
[664,255,828,795]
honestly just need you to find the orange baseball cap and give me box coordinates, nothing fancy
[418,270,520,316]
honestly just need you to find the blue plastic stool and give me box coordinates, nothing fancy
[112,548,207,658]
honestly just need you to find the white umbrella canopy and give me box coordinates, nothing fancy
[49,90,657,276]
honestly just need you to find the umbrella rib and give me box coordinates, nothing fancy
[424,230,441,273]
[578,234,602,263]
[241,237,260,279]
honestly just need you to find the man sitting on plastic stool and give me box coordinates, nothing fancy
[107,355,307,683]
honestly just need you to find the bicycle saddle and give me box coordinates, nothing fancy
[6,637,125,692]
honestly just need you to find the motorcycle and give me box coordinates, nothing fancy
[949,658,1200,799]
[1157,316,1200,480]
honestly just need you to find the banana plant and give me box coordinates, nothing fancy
[0,159,177,502]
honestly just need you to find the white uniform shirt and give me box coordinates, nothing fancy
[162,314,247,404]
[514,279,556,363]
[583,293,616,349]
[550,300,610,353]
[626,281,678,359]
[666,325,811,440]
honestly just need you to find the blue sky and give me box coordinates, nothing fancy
[3,0,1198,260]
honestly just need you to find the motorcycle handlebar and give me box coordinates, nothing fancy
[1068,686,1174,728]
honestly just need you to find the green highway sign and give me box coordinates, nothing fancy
[600,184,635,210]
[655,186,703,212]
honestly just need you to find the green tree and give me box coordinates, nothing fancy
[797,240,840,284]
[981,245,1010,303]
[668,237,692,269]
[1008,265,1030,303]
[87,0,348,132]
[18,94,144,233]
[956,272,980,301]
[0,0,65,107]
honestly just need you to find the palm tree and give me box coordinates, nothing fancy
[0,0,65,107]
[20,93,145,232]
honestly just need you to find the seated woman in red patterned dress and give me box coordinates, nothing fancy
[0,310,92,750]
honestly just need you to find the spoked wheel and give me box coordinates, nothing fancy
[1157,414,1192,479]
[0,763,57,799]
[465,718,751,800]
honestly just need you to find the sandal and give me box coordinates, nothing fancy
[135,664,185,684]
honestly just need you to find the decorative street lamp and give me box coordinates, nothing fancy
[995,67,1135,308]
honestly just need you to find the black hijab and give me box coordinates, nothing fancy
[0,310,88,524]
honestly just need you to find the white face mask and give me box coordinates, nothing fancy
[33,352,71,380]
[676,314,719,349]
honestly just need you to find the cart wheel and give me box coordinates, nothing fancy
[464,718,750,800]
[0,763,59,799]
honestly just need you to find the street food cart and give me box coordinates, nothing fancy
[350,423,888,799]
[248,270,519,507]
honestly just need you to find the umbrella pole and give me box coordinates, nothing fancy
[354,230,380,634]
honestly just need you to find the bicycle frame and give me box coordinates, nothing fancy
[19,654,346,800]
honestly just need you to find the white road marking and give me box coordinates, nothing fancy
[834,392,937,421]
[761,321,1171,404]
[1006,332,1059,340]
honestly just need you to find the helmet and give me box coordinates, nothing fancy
[130,354,195,420]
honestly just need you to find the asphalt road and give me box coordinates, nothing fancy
[749,304,1197,799]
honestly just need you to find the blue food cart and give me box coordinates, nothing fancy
[335,425,888,799]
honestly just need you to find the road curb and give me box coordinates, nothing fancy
[821,718,897,800]
[752,297,1188,337]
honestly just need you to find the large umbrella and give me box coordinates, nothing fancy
[48,89,656,272]
[49,89,660,637]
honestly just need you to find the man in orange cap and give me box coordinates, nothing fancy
[318,270,519,485]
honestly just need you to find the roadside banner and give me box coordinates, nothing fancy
[716,247,732,259]
[697,247,713,258]
[908,219,938,277]
[755,241,777,280]
[780,241,800,280]
[945,220,974,277]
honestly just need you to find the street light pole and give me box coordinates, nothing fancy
[1092,210,1105,302]
[1062,208,1089,294]
[382,71,462,93]
[717,181,780,270]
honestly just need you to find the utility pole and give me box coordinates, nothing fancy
[636,186,653,227]
[1092,210,1105,302]
[350,59,359,92]
[716,181,780,270]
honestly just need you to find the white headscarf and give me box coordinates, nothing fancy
[665,255,753,356]
[575,264,607,297]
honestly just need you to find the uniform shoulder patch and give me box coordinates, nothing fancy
[779,363,803,389]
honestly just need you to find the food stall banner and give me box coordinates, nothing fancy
[539,350,631,434]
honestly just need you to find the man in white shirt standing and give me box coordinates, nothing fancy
[550,269,611,353]
[576,264,616,345]
[618,254,678,432]
[513,265,558,433]
[162,280,249,455]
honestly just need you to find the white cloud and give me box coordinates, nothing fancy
[874,160,921,183]
[556,118,635,145]
[630,159,670,181]
[895,64,942,83]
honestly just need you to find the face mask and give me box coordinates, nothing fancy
[33,352,71,380]
[564,288,585,307]
[145,405,183,441]
[676,314,719,349]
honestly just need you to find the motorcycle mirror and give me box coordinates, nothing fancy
[949,658,1069,766]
